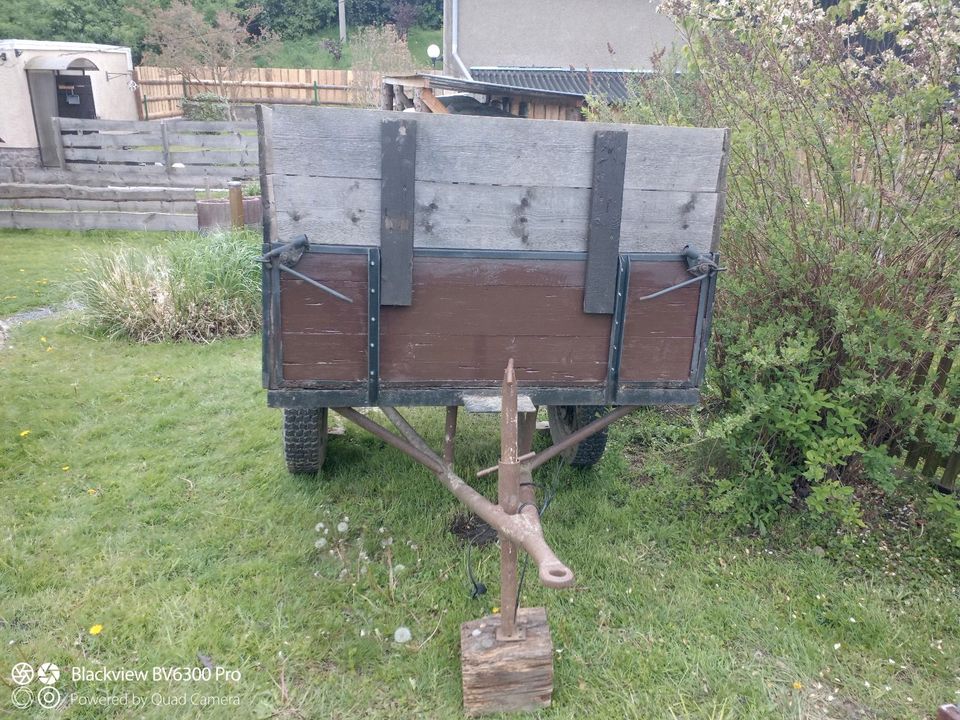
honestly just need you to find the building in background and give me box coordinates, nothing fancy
[0,40,139,168]
[391,1,682,120]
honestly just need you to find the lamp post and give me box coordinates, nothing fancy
[427,44,442,70]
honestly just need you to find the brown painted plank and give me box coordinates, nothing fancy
[619,264,701,382]
[381,286,612,337]
[380,334,608,383]
[278,253,368,382]
[270,174,719,253]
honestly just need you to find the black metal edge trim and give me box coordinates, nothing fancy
[688,265,711,381]
[605,254,631,403]
[695,256,720,386]
[267,385,699,409]
[291,245,689,263]
[367,248,381,404]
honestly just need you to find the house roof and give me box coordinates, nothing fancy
[469,68,641,102]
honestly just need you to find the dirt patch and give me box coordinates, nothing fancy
[449,512,498,547]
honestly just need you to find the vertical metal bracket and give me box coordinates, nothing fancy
[367,248,381,404]
[605,255,630,403]
[584,130,628,314]
[380,118,417,306]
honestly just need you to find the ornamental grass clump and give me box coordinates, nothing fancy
[76,230,261,342]
[589,0,960,540]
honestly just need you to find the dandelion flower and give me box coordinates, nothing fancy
[62,466,70,471]
[337,521,349,533]
[87,488,96,495]
[46,347,53,352]
[40,336,47,343]
[315,538,327,549]
[393,627,411,643]
[833,643,842,650]
[793,681,803,690]
[89,624,103,636]
[19,430,30,438]
[491,606,500,614]
[315,522,325,532]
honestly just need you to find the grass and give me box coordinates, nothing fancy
[0,230,168,317]
[1,229,959,719]
[258,25,442,69]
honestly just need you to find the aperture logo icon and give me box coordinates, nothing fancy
[10,663,33,686]
[37,663,60,685]
[9,662,62,710]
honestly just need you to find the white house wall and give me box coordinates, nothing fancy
[447,0,681,74]
[0,40,139,153]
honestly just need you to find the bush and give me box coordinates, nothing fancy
[588,0,960,541]
[76,231,262,343]
[182,92,229,121]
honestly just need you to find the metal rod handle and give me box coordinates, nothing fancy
[277,264,354,304]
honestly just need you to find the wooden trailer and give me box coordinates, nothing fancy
[257,104,728,714]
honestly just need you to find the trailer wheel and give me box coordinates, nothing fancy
[546,405,608,468]
[282,408,328,475]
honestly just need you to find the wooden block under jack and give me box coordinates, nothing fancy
[460,607,553,716]
[938,705,960,720]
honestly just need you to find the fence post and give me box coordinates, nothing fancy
[142,95,150,121]
[228,181,244,228]
[160,121,171,172]
[313,81,319,105]
[50,117,66,170]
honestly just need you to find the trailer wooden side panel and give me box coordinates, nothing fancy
[277,252,703,389]
[380,257,609,384]
[279,253,369,384]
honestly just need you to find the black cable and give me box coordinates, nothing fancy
[465,542,486,599]
[514,483,558,615]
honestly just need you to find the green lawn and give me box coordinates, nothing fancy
[0,230,167,317]
[258,26,442,70]
[1,229,958,719]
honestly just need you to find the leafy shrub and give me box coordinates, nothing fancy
[589,0,960,540]
[182,92,229,121]
[76,231,262,343]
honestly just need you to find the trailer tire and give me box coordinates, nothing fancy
[546,405,608,468]
[283,408,329,475]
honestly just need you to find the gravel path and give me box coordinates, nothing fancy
[0,301,81,349]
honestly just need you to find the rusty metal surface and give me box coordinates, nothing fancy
[498,360,522,640]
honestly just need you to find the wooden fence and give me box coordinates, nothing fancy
[903,336,960,493]
[134,66,381,120]
[0,183,200,231]
[51,117,259,187]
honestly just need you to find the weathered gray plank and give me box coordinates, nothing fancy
[271,174,718,253]
[165,120,256,133]
[584,130,627,314]
[167,149,257,165]
[58,118,160,132]
[165,132,257,150]
[257,105,278,243]
[63,148,165,164]
[0,210,198,231]
[0,198,197,213]
[61,131,164,148]
[270,106,727,193]
[379,118,416,306]
[0,183,195,201]
[12,167,243,188]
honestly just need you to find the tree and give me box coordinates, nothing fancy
[389,2,419,40]
[141,2,279,119]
